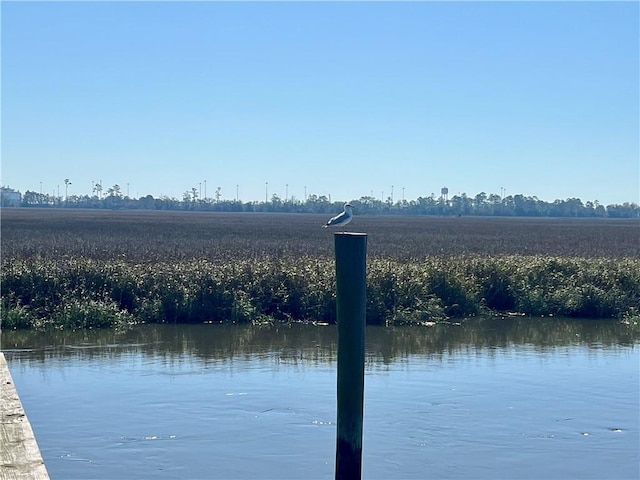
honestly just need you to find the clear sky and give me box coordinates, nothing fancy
[2,1,638,205]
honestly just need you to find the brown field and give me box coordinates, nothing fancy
[1,207,638,261]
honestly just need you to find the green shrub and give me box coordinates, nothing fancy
[51,298,135,329]
[1,303,34,329]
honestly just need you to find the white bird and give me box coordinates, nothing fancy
[323,203,353,229]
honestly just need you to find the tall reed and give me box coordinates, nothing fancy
[2,255,638,329]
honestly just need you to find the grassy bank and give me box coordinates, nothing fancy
[1,209,638,329]
[2,255,639,329]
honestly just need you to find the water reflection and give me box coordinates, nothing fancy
[2,318,638,480]
[2,317,637,365]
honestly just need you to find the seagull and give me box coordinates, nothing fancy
[323,203,353,230]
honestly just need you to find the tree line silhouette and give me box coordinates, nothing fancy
[11,187,640,218]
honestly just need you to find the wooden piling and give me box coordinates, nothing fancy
[0,353,49,480]
[334,232,367,480]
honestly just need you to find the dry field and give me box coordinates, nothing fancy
[2,208,638,260]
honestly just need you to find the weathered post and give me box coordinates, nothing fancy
[334,232,367,480]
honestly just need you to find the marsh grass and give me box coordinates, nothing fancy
[1,209,638,328]
[2,255,638,329]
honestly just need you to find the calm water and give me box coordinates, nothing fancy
[3,319,639,480]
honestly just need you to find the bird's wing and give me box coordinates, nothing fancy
[325,211,346,226]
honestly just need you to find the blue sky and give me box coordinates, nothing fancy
[2,1,638,205]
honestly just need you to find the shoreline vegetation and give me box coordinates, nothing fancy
[1,209,639,330]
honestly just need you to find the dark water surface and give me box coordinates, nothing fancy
[3,319,639,480]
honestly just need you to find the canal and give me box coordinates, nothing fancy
[2,318,638,479]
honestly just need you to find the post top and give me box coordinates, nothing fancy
[334,232,367,236]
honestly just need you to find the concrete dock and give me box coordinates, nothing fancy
[0,352,49,480]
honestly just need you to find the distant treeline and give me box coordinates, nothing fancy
[13,189,640,218]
